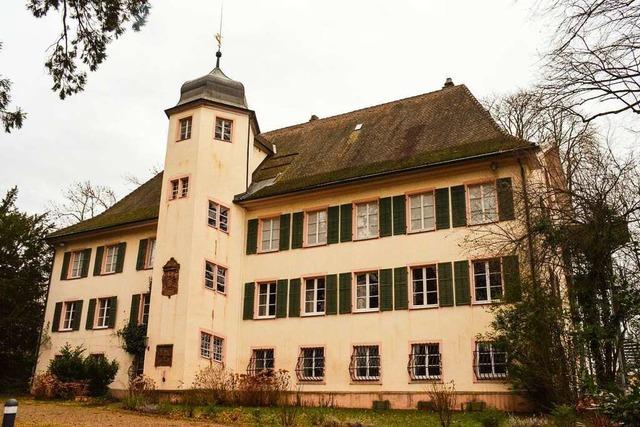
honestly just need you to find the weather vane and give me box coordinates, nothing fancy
[215,1,223,68]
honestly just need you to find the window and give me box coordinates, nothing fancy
[411,266,438,308]
[408,343,441,380]
[355,201,379,239]
[212,336,224,362]
[69,251,86,279]
[296,347,324,381]
[140,293,150,325]
[178,117,192,140]
[95,298,111,328]
[200,332,212,359]
[170,180,179,200]
[260,217,280,252]
[103,245,119,274]
[355,272,379,311]
[215,118,233,142]
[468,182,498,225]
[257,282,277,318]
[144,239,156,269]
[350,345,380,381]
[303,277,325,315]
[409,192,435,232]
[204,261,226,293]
[180,177,189,198]
[473,259,503,303]
[474,342,507,380]
[306,210,327,246]
[248,348,274,375]
[208,201,230,233]
[61,301,78,331]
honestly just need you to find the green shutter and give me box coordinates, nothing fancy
[393,267,408,310]
[289,279,301,317]
[107,297,118,328]
[291,212,304,249]
[326,274,338,315]
[340,204,353,242]
[60,252,71,280]
[52,302,62,332]
[115,243,127,273]
[502,255,522,302]
[71,300,83,331]
[497,178,515,221]
[93,246,105,276]
[243,282,255,320]
[136,239,148,270]
[379,197,392,237]
[451,185,467,228]
[276,279,288,318]
[380,268,393,311]
[279,214,291,251]
[438,263,454,307]
[454,261,471,305]
[246,219,258,254]
[338,273,352,314]
[392,195,407,235]
[86,299,96,330]
[80,249,92,278]
[327,206,340,244]
[435,188,451,230]
[129,294,141,327]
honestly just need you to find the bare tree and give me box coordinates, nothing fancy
[123,164,162,189]
[541,0,640,123]
[49,181,117,228]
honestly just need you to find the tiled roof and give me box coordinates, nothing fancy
[47,173,163,240]
[235,84,532,201]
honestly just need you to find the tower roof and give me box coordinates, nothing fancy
[174,66,248,110]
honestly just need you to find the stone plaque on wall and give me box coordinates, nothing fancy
[162,258,180,297]
[155,344,173,367]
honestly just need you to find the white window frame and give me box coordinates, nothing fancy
[468,182,498,225]
[180,177,189,198]
[355,201,379,240]
[256,282,277,318]
[409,343,441,381]
[208,201,230,233]
[303,277,326,315]
[102,245,119,274]
[69,251,86,279]
[204,261,227,294]
[410,265,439,308]
[139,293,150,325]
[214,117,233,142]
[305,210,327,246]
[260,217,280,252]
[351,345,380,381]
[144,239,156,269]
[178,116,192,140]
[212,336,224,362]
[473,258,503,303]
[252,348,275,373]
[354,271,379,312]
[298,347,325,381]
[475,342,508,379]
[61,301,77,331]
[200,332,212,359]
[95,298,111,329]
[170,179,179,200]
[408,191,436,232]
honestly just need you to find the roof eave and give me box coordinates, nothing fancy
[46,217,158,245]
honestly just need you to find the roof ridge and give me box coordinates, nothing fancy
[260,85,462,137]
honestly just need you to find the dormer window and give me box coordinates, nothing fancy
[178,117,192,141]
[215,118,233,142]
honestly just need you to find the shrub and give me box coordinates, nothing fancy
[506,415,550,427]
[192,363,237,404]
[551,404,577,427]
[600,383,640,424]
[48,344,86,382]
[31,371,88,399]
[427,380,457,427]
[474,409,505,427]
[84,356,118,396]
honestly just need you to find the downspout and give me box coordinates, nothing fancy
[519,158,538,287]
[245,119,251,190]
[31,245,56,388]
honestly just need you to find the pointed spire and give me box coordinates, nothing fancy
[215,1,224,69]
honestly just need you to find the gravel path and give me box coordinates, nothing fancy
[13,399,224,427]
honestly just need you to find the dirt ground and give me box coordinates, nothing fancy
[13,399,223,427]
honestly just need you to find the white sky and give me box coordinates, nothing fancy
[1,0,554,213]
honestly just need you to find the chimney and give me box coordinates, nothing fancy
[309,114,319,122]
[443,77,454,88]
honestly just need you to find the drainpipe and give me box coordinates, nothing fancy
[245,119,251,190]
[519,158,538,287]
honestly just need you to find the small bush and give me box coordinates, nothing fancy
[427,380,457,427]
[121,394,145,410]
[32,372,64,400]
[474,409,505,427]
[506,415,550,427]
[600,383,640,424]
[48,344,86,382]
[551,404,577,427]
[84,355,119,396]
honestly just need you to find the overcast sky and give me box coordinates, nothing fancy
[0,1,560,213]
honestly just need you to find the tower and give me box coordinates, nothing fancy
[145,48,269,387]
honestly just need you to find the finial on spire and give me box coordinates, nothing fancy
[215,1,224,68]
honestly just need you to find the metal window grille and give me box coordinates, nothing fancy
[349,346,380,381]
[247,349,275,375]
[474,343,508,380]
[295,347,324,381]
[407,343,441,380]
